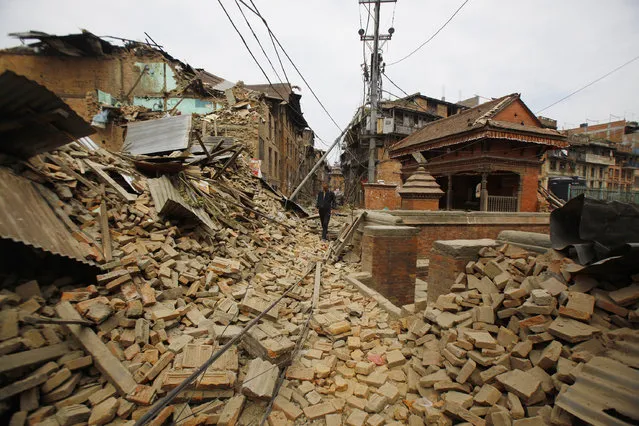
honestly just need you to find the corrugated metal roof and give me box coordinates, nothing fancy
[0,70,95,158]
[602,328,639,369]
[76,136,100,151]
[0,167,95,266]
[147,176,217,232]
[556,356,639,426]
[123,114,192,155]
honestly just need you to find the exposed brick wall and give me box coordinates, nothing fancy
[363,184,401,210]
[427,248,470,303]
[376,159,402,185]
[493,100,540,127]
[413,223,548,258]
[520,166,540,212]
[400,198,439,211]
[361,228,418,307]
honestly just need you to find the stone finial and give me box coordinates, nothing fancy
[397,166,444,210]
[397,167,444,198]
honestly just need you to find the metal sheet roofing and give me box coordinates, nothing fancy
[0,167,94,266]
[123,114,192,155]
[556,356,639,426]
[0,70,95,158]
[147,176,217,232]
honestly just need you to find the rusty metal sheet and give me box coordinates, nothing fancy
[0,71,95,158]
[147,176,217,232]
[123,114,192,155]
[555,356,639,426]
[0,168,94,266]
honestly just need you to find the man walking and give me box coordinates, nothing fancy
[316,183,335,241]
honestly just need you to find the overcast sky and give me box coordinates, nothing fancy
[1,0,638,164]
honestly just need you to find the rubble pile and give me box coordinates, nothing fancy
[0,141,358,425]
[274,243,638,426]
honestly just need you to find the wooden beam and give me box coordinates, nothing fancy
[313,261,322,309]
[44,154,99,191]
[213,148,243,180]
[0,342,69,374]
[100,201,113,262]
[55,301,137,395]
[85,159,137,202]
[0,369,49,401]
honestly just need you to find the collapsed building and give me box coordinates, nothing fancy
[0,30,328,199]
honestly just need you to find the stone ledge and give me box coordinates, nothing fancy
[363,225,420,237]
[432,239,499,258]
[345,274,403,319]
[378,210,550,226]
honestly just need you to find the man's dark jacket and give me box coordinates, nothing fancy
[316,190,335,211]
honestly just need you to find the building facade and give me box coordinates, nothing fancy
[340,93,466,205]
[542,120,639,201]
[390,94,568,212]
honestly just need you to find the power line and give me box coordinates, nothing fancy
[216,0,289,101]
[238,0,368,169]
[247,0,291,85]
[234,0,286,86]
[238,0,344,133]
[387,0,471,66]
[536,54,639,114]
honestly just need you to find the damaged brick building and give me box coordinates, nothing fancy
[0,30,326,197]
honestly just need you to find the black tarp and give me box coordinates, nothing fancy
[550,195,639,278]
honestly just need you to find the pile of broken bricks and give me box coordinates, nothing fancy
[0,142,355,426]
[269,243,638,426]
[1,140,638,426]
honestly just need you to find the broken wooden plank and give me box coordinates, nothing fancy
[212,147,243,180]
[55,301,137,395]
[0,368,50,401]
[100,201,113,262]
[313,261,322,309]
[84,159,136,202]
[44,153,99,191]
[0,342,69,374]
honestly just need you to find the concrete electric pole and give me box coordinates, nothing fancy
[359,0,396,183]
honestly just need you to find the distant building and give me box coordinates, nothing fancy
[542,120,639,201]
[340,93,467,205]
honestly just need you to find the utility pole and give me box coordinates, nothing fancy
[359,0,396,183]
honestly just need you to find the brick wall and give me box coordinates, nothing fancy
[0,51,183,151]
[427,249,469,304]
[359,210,549,259]
[361,226,419,307]
[376,159,402,185]
[520,166,540,212]
[412,223,548,258]
[400,198,439,211]
[427,239,499,303]
[363,184,401,210]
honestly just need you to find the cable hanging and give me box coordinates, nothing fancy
[536,54,639,114]
[387,0,471,66]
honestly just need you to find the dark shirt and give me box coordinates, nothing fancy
[316,190,335,211]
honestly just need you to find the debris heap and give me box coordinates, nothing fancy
[0,140,345,425]
[274,242,638,426]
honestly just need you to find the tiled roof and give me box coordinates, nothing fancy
[390,94,566,154]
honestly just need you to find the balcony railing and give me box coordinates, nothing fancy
[568,187,639,204]
[487,195,518,212]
